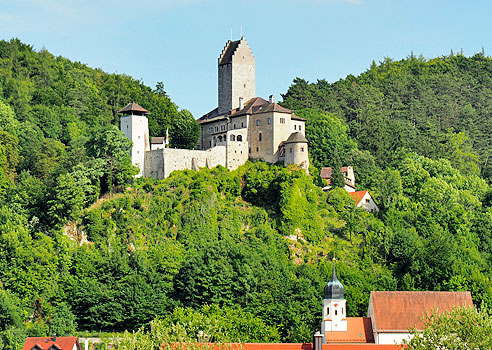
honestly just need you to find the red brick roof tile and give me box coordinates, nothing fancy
[349,191,368,206]
[23,337,79,350]
[370,291,473,332]
[325,317,374,343]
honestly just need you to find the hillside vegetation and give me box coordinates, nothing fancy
[1,39,492,349]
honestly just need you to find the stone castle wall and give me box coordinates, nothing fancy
[144,146,227,179]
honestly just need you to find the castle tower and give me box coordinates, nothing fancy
[283,132,309,174]
[321,261,347,341]
[119,102,150,177]
[218,37,255,114]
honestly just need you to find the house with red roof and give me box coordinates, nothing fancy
[320,166,356,193]
[349,191,379,213]
[322,262,473,345]
[23,336,80,350]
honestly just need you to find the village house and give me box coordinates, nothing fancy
[322,263,473,345]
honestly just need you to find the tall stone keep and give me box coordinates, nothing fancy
[218,36,255,114]
[119,102,150,177]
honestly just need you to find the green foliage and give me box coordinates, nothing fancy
[405,306,492,349]
[170,109,200,149]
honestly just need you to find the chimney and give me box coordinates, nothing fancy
[313,331,323,350]
[269,94,274,103]
[53,334,57,343]
[239,97,244,110]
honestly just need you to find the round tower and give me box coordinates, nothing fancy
[119,102,150,177]
[321,260,347,341]
[283,132,309,174]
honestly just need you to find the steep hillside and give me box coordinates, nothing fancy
[1,41,492,349]
[282,53,492,180]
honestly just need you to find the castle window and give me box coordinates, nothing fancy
[230,134,235,141]
[365,199,370,203]
[209,141,212,147]
[243,84,246,88]
[299,125,302,131]
[218,136,223,142]
[241,122,244,128]
[290,148,292,153]
[249,148,251,153]
[342,307,344,315]
[280,118,285,124]
[233,124,236,129]
[126,125,128,129]
[259,133,262,142]
[267,117,271,124]
[335,310,338,316]
[237,135,243,141]
[256,147,259,152]
[215,126,218,132]
[256,119,260,126]
[301,147,304,152]
[294,125,297,130]
[327,307,330,315]
[221,125,225,131]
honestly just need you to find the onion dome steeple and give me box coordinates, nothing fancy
[324,260,344,299]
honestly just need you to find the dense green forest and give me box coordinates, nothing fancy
[1,38,492,349]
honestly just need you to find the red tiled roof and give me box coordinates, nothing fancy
[118,102,149,115]
[320,167,350,179]
[370,291,473,332]
[325,317,374,343]
[23,337,79,350]
[323,345,404,349]
[243,344,313,350]
[349,191,368,206]
[230,344,402,350]
[163,343,403,350]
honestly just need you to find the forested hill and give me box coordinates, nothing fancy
[281,53,492,180]
[1,39,492,349]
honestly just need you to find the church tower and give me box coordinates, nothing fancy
[218,37,255,114]
[321,261,347,341]
[119,102,150,177]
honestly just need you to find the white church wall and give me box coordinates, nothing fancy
[376,332,413,345]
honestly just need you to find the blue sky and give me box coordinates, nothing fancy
[1,0,491,117]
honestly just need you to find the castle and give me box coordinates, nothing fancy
[120,37,309,179]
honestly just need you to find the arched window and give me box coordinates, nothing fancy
[237,135,243,142]
[335,310,338,316]
[230,134,235,141]
[259,132,262,142]
[218,136,223,142]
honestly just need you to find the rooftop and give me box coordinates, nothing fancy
[369,291,473,332]
[23,337,79,350]
[118,102,149,115]
[324,318,374,343]
[198,97,305,124]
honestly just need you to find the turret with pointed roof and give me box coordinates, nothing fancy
[321,261,348,338]
[324,261,345,299]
